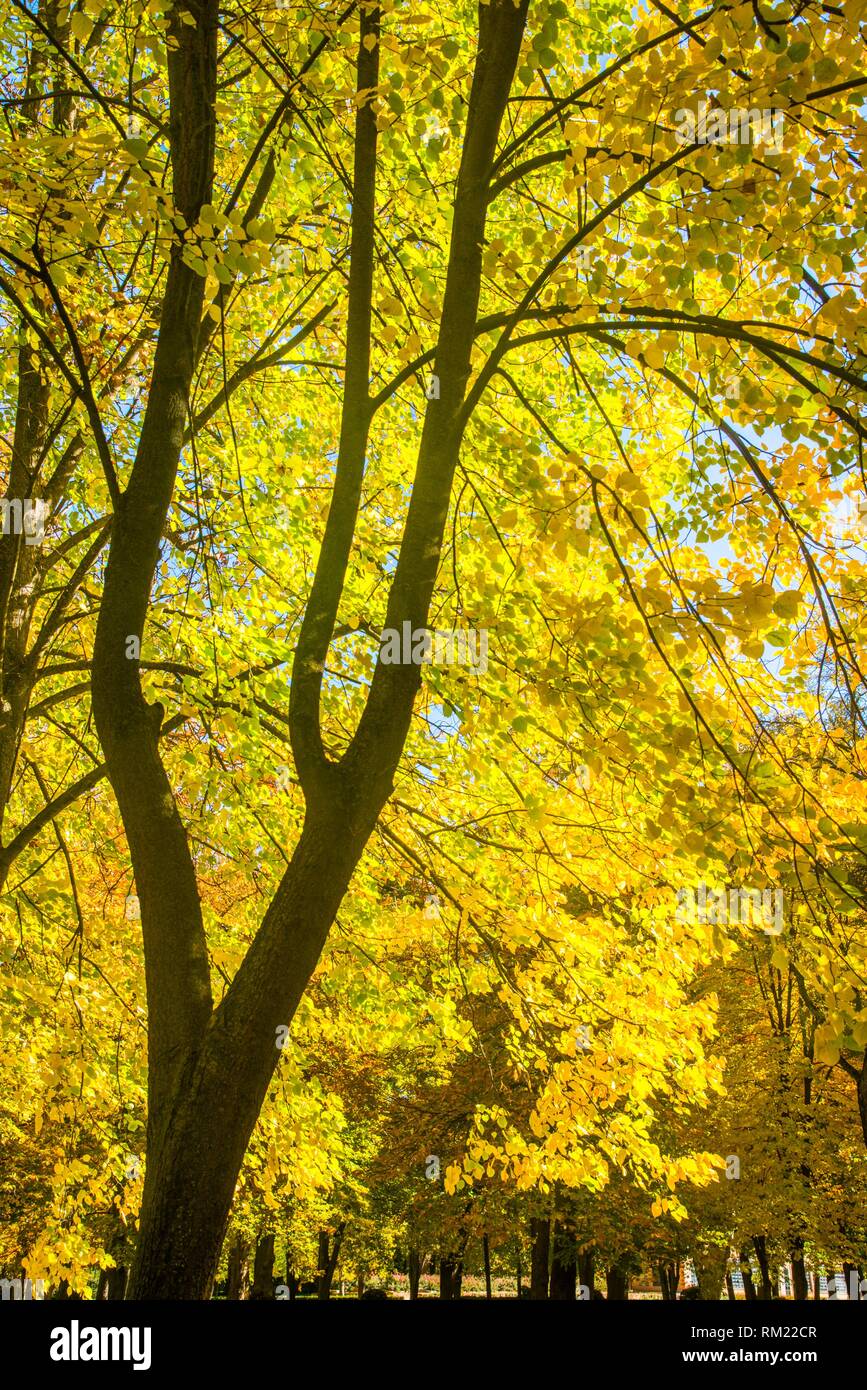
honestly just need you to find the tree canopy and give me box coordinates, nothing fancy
[0,0,866,1304]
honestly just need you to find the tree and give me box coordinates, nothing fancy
[2,0,866,1299]
[86,0,530,1297]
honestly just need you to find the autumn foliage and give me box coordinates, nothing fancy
[0,0,866,1300]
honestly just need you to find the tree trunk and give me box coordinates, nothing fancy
[549,1221,577,1300]
[726,1271,736,1301]
[516,1240,522,1298]
[439,1226,468,1301]
[106,1266,128,1300]
[657,1262,679,1301]
[316,1223,345,1300]
[605,1260,629,1301]
[813,1267,822,1300]
[483,1233,492,1299]
[529,1216,549,1300]
[0,6,96,879]
[578,1248,595,1298]
[791,1240,809,1300]
[316,1232,330,1299]
[739,1250,757,1300]
[408,1248,421,1301]
[694,1248,729,1301]
[856,1048,867,1149]
[439,1257,461,1300]
[226,1238,248,1300]
[250,1233,275,1299]
[283,1259,299,1302]
[752,1236,773,1300]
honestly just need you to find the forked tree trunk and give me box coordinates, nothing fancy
[89,0,530,1301]
[126,814,371,1298]
[316,1223,346,1300]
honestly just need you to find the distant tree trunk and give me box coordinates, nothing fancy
[408,1248,421,1301]
[694,1249,729,1301]
[726,1271,736,1301]
[95,1213,128,1300]
[316,1223,346,1300]
[657,1262,679,1301]
[529,1217,550,1300]
[739,1250,757,1301]
[483,1233,492,1298]
[51,1280,82,1300]
[227,1238,249,1300]
[283,1256,299,1301]
[250,1233,275,1299]
[516,1240,522,1298]
[753,1236,773,1300]
[439,1227,469,1300]
[356,1270,365,1299]
[606,1259,629,1301]
[813,1267,822,1300]
[439,1257,461,1300]
[791,1241,809,1300]
[856,1047,867,1150]
[549,1221,577,1300]
[578,1248,595,1297]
